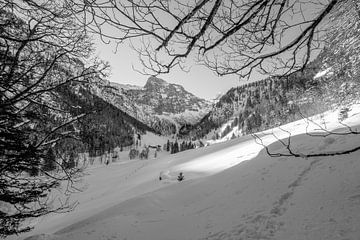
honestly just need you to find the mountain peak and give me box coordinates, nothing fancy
[144,76,168,88]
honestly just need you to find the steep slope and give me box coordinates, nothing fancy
[92,76,212,135]
[55,84,158,158]
[19,105,360,240]
[181,66,319,139]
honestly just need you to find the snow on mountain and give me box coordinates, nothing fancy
[109,81,144,91]
[313,67,333,79]
[210,92,224,104]
[168,109,210,125]
[18,104,360,240]
[133,76,210,114]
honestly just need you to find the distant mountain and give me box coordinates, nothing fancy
[133,76,209,114]
[92,76,212,135]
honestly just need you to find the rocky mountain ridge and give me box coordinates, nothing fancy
[92,76,212,135]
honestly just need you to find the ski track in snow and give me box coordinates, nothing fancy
[203,158,323,240]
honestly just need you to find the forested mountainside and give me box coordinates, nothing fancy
[19,81,159,166]
[92,76,211,135]
[181,11,360,139]
[56,84,158,158]
[179,65,319,138]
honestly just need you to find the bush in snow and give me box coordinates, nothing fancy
[129,149,139,160]
[139,147,149,160]
[338,107,350,121]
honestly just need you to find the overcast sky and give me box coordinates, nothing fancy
[94,40,263,100]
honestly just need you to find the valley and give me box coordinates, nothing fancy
[2,2,360,240]
[18,105,360,240]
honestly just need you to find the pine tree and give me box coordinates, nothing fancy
[232,117,239,128]
[170,142,174,154]
[28,164,40,177]
[166,139,170,152]
[215,132,220,140]
[173,141,179,154]
[231,133,236,139]
[64,152,76,169]
[42,149,57,172]
[0,3,106,235]
[180,141,185,152]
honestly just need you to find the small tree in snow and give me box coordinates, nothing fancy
[338,107,350,121]
[177,172,184,182]
[166,140,170,152]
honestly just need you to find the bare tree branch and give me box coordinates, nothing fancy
[76,0,340,77]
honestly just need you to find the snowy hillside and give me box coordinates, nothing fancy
[19,105,360,240]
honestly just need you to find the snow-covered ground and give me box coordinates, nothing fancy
[17,105,360,240]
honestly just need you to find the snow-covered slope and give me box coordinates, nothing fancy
[19,105,360,240]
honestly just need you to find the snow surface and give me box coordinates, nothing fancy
[313,67,333,79]
[15,105,360,240]
[168,109,210,125]
[205,118,242,144]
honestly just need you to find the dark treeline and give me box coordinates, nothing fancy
[57,85,158,158]
[164,139,197,154]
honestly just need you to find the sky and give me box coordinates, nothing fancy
[94,40,260,101]
[91,1,329,101]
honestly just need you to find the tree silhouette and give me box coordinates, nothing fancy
[76,0,343,78]
[166,139,170,152]
[42,149,57,172]
[0,1,105,236]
